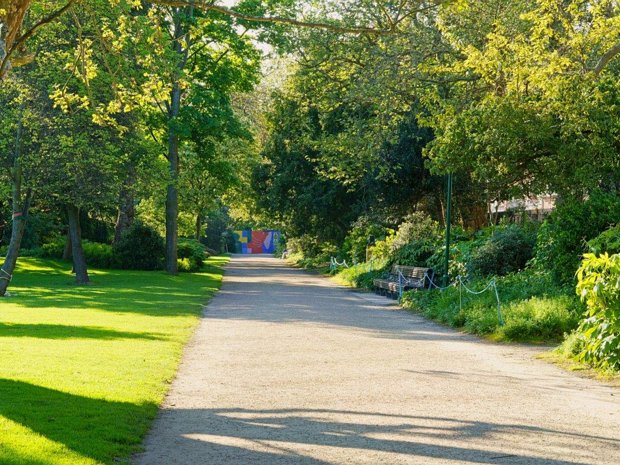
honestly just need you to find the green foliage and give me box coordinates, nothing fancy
[342,217,389,263]
[469,224,536,277]
[534,191,620,284]
[177,257,198,273]
[588,225,620,255]
[203,208,232,253]
[40,238,66,260]
[390,240,437,267]
[336,260,389,290]
[372,212,442,268]
[401,269,580,342]
[390,212,440,251]
[425,239,475,281]
[0,256,226,465]
[40,239,114,269]
[177,239,207,272]
[574,253,620,370]
[500,297,580,342]
[274,234,287,257]
[113,223,165,271]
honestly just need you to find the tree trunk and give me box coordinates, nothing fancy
[0,194,31,296]
[66,204,89,285]
[0,100,30,297]
[164,11,188,275]
[62,232,72,261]
[195,212,203,241]
[165,83,181,274]
[114,185,135,244]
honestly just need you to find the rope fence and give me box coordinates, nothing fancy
[328,258,503,327]
[329,257,350,271]
[413,271,504,326]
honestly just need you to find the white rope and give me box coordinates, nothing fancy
[330,257,350,270]
[0,269,11,282]
[425,271,456,291]
[457,275,496,295]
[417,271,504,326]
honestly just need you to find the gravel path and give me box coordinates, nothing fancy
[134,255,619,465]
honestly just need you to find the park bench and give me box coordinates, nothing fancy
[373,265,433,298]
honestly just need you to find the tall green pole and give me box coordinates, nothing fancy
[443,173,453,287]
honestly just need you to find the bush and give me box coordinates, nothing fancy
[82,241,114,269]
[401,268,580,342]
[177,257,200,273]
[40,238,66,259]
[469,224,535,277]
[573,253,620,370]
[341,217,389,263]
[588,225,620,255]
[534,191,620,284]
[337,260,388,290]
[367,231,395,262]
[425,238,477,282]
[288,235,339,269]
[113,222,164,270]
[389,239,437,267]
[391,211,440,251]
[499,296,579,341]
[178,238,207,270]
[274,235,287,257]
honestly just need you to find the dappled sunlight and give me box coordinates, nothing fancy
[0,257,227,464]
[143,407,619,465]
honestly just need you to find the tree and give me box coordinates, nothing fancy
[425,0,620,197]
[0,77,38,294]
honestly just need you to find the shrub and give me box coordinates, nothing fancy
[178,238,207,270]
[177,257,200,273]
[574,253,620,370]
[82,241,114,269]
[113,222,164,270]
[588,225,620,255]
[499,296,579,341]
[40,238,66,259]
[469,224,535,277]
[389,239,437,267]
[425,239,476,282]
[274,235,287,257]
[287,235,321,258]
[401,268,579,342]
[534,191,620,284]
[391,211,440,251]
[342,217,389,263]
[367,231,395,262]
[337,260,388,290]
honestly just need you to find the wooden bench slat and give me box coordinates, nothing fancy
[374,265,433,294]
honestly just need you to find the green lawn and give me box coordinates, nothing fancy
[0,256,228,465]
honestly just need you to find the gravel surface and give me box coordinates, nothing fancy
[134,255,620,465]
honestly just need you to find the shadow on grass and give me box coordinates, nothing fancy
[0,379,157,464]
[7,258,227,317]
[0,323,167,341]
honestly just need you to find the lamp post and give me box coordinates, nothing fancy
[443,173,453,287]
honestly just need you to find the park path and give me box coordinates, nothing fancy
[134,255,620,465]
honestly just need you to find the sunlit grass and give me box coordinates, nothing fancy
[0,256,228,465]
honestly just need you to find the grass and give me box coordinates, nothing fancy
[0,256,228,465]
[398,270,582,343]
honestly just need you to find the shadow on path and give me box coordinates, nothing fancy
[143,407,618,465]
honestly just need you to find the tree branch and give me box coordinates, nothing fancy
[593,42,620,77]
[0,0,78,77]
[155,1,400,34]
